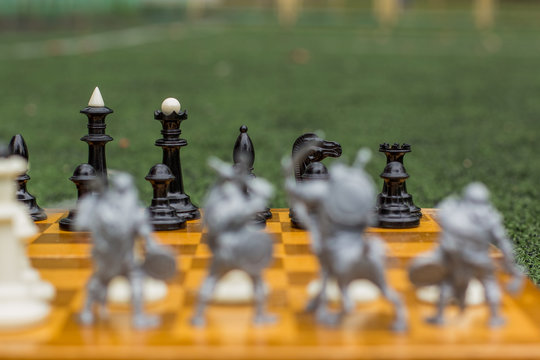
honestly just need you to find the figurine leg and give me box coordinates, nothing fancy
[370,265,407,332]
[481,276,505,327]
[130,269,160,329]
[190,272,219,327]
[79,274,106,325]
[305,268,327,313]
[315,274,340,326]
[251,274,277,325]
[426,282,451,326]
[337,278,353,315]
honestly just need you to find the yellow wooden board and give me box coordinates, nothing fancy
[2,209,539,359]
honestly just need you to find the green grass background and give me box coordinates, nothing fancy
[0,3,539,281]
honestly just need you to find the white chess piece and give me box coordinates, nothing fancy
[0,154,54,328]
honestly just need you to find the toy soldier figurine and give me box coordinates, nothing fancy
[191,157,275,326]
[409,182,523,327]
[284,148,407,332]
[75,173,177,329]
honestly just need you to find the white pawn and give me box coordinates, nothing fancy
[0,151,54,329]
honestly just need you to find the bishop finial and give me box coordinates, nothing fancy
[8,134,28,160]
[233,124,254,171]
[88,87,105,107]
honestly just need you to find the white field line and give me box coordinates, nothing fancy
[0,22,189,60]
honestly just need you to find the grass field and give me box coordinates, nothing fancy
[0,4,539,281]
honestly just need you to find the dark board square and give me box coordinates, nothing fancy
[33,233,91,244]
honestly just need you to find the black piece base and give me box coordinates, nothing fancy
[17,192,47,221]
[376,211,421,229]
[168,192,200,220]
[289,209,307,230]
[250,213,267,228]
[150,218,186,231]
[29,206,47,222]
[261,208,272,220]
[59,211,76,231]
[148,206,186,231]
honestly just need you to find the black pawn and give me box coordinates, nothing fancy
[154,105,200,221]
[146,164,186,231]
[290,161,329,229]
[9,134,47,221]
[59,164,97,231]
[233,125,272,225]
[375,143,421,228]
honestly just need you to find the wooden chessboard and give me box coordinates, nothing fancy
[3,209,540,359]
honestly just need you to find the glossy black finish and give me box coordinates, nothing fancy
[154,109,200,221]
[80,106,113,182]
[9,134,47,221]
[233,125,271,226]
[375,143,421,228]
[145,164,186,231]
[60,163,97,231]
[289,133,342,229]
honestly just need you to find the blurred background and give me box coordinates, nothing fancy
[0,0,539,278]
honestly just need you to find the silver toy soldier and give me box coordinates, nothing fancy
[191,158,276,326]
[75,173,176,329]
[409,182,523,327]
[284,149,407,331]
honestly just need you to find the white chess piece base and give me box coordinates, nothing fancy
[415,279,485,305]
[0,283,51,329]
[107,277,168,303]
[211,270,268,303]
[307,279,380,303]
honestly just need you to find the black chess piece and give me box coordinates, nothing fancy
[288,133,342,229]
[375,143,421,228]
[8,134,47,221]
[60,163,97,231]
[233,125,272,225]
[80,94,113,181]
[154,102,200,221]
[290,161,330,228]
[145,164,186,231]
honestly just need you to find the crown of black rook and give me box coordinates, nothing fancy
[59,163,97,231]
[145,163,186,231]
[154,101,200,221]
[376,142,421,228]
[8,134,47,221]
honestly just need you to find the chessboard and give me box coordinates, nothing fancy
[2,208,540,360]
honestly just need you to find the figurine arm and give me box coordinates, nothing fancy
[490,219,523,293]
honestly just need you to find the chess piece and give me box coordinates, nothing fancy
[288,133,342,228]
[145,163,186,231]
[191,157,275,326]
[408,182,523,327]
[375,143,421,228]
[8,134,47,221]
[75,173,177,329]
[154,97,200,221]
[80,87,113,181]
[0,145,54,328]
[233,125,271,225]
[59,164,97,231]
[284,149,407,331]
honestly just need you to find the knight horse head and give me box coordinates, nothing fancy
[291,133,342,182]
